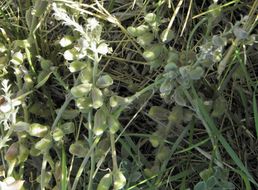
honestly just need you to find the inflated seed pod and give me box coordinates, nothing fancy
[96,75,113,88]
[108,115,120,134]
[160,29,175,43]
[28,123,49,137]
[168,106,183,125]
[60,122,75,135]
[156,146,170,162]
[97,173,113,190]
[148,106,170,121]
[144,13,157,24]
[71,83,92,98]
[75,97,92,113]
[36,172,52,187]
[69,141,88,158]
[18,143,29,163]
[109,95,126,108]
[93,108,107,136]
[24,74,34,90]
[79,66,93,83]
[135,25,149,36]
[52,128,64,141]
[68,61,86,73]
[188,66,204,80]
[167,49,179,64]
[92,87,103,109]
[136,32,154,47]
[143,44,163,61]
[5,143,19,161]
[114,170,126,190]
[149,132,161,148]
[30,146,41,157]
[35,136,52,151]
[127,26,138,37]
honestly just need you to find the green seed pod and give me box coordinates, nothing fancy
[148,106,170,121]
[183,109,193,123]
[60,122,75,135]
[144,13,157,24]
[96,75,113,88]
[136,32,154,47]
[114,170,126,190]
[211,97,227,118]
[13,121,30,132]
[149,132,161,148]
[108,115,120,134]
[143,44,163,61]
[28,123,49,137]
[36,172,52,187]
[168,106,183,125]
[68,61,86,73]
[93,108,107,136]
[71,83,92,98]
[75,97,92,113]
[156,146,170,162]
[160,29,175,43]
[30,146,41,157]
[92,87,103,109]
[97,173,113,190]
[79,66,93,83]
[55,109,79,120]
[38,57,52,70]
[69,141,88,158]
[52,128,64,141]
[54,161,61,181]
[135,25,149,36]
[24,74,34,90]
[189,66,204,80]
[109,95,126,108]
[167,49,179,63]
[18,143,29,163]
[144,168,154,178]
[35,136,52,151]
[127,26,138,37]
[5,143,19,161]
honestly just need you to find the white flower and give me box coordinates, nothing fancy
[86,18,99,31]
[0,177,24,190]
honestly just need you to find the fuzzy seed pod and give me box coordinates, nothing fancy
[68,61,86,73]
[135,25,149,36]
[5,143,19,161]
[143,44,163,61]
[18,143,29,163]
[108,116,120,134]
[127,26,138,37]
[96,75,113,88]
[71,83,92,98]
[52,128,64,141]
[79,66,93,83]
[97,173,112,190]
[160,29,175,43]
[114,170,126,190]
[93,108,107,136]
[35,137,52,151]
[75,97,92,113]
[69,141,88,158]
[92,87,103,109]
[144,13,157,24]
[60,122,75,135]
[28,123,49,137]
[136,32,154,47]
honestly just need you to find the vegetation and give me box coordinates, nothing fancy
[0,0,257,189]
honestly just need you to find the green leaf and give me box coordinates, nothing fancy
[36,70,52,89]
